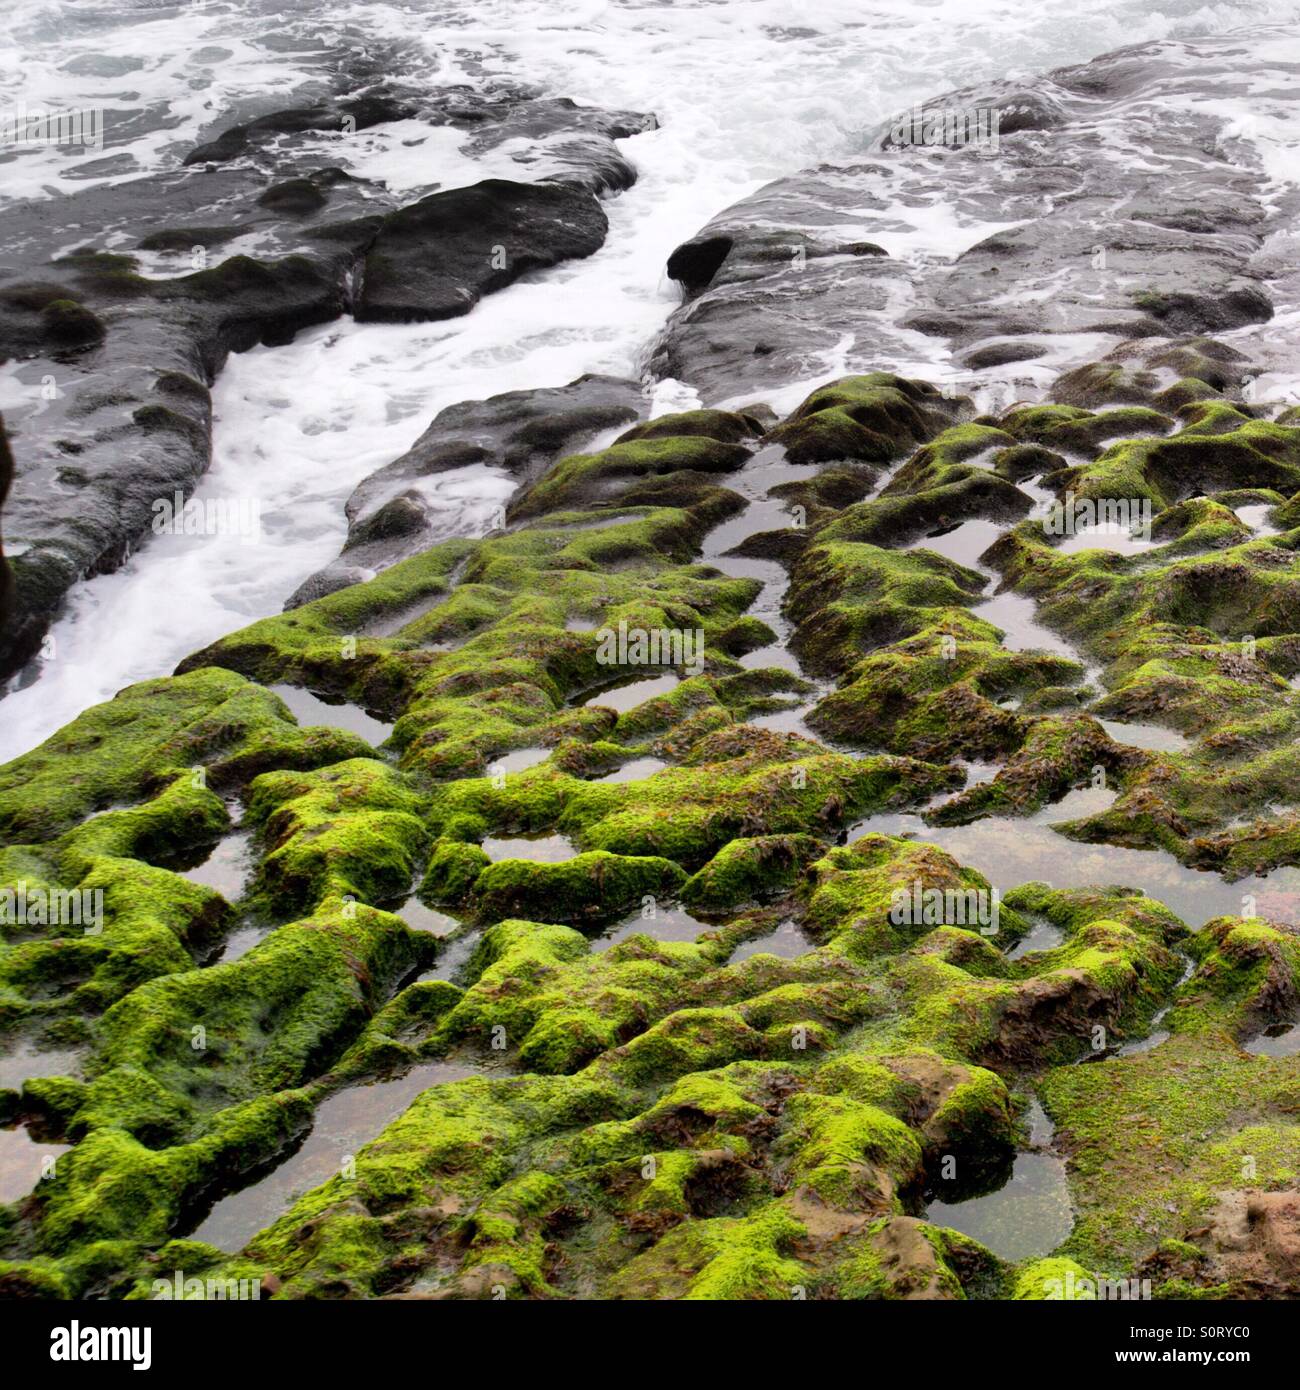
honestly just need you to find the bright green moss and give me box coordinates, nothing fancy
[92,898,419,1108]
[511,436,750,519]
[473,850,687,925]
[776,1091,922,1207]
[607,1200,810,1299]
[1167,916,1300,1039]
[0,854,227,1023]
[680,834,822,910]
[1040,1034,1300,1269]
[765,373,954,467]
[0,668,360,845]
[245,1072,626,1297]
[804,833,1019,962]
[1012,1256,1097,1299]
[10,368,1300,1301]
[248,759,429,915]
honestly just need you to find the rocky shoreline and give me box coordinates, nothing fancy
[0,47,652,680]
[3,30,1300,1301]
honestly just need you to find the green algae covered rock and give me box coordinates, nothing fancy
[8,362,1300,1301]
[680,834,823,910]
[765,373,956,467]
[0,667,365,845]
[473,850,686,924]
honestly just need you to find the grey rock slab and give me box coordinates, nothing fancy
[653,34,1289,405]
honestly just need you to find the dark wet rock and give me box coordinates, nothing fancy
[0,416,12,630]
[356,179,609,323]
[443,92,654,196]
[878,88,1072,147]
[154,254,349,354]
[962,342,1048,370]
[137,225,245,253]
[184,95,419,165]
[652,179,917,402]
[289,375,646,602]
[665,235,737,294]
[285,565,378,609]
[257,177,333,215]
[0,291,106,359]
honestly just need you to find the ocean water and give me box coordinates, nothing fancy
[0,0,1296,759]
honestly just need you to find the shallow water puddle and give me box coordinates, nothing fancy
[1019,785,1116,820]
[1113,1022,1172,1057]
[1096,717,1190,753]
[905,518,1004,569]
[1006,916,1066,961]
[702,443,815,519]
[269,684,394,746]
[1244,1022,1300,1056]
[748,700,823,741]
[952,444,1008,472]
[729,918,813,962]
[393,898,469,978]
[0,1041,84,1091]
[0,1124,70,1205]
[541,511,646,534]
[1110,953,1194,1057]
[703,497,800,561]
[1055,522,1158,556]
[485,747,551,776]
[218,897,459,966]
[212,922,268,965]
[975,591,1079,659]
[924,1100,1072,1262]
[579,673,680,714]
[740,642,804,674]
[361,595,447,638]
[395,900,461,936]
[417,929,482,985]
[482,833,579,862]
[698,447,817,672]
[593,756,669,784]
[706,549,786,592]
[179,831,253,899]
[189,1058,486,1252]
[745,697,881,760]
[593,905,717,953]
[847,786,1300,929]
[1236,503,1281,537]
